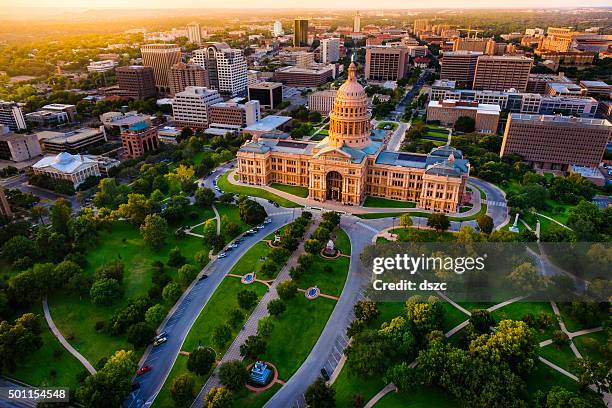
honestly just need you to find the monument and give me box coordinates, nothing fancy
[323,239,336,256]
[509,213,520,233]
[249,361,273,386]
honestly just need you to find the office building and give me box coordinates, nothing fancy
[473,55,533,92]
[0,101,26,131]
[526,73,573,94]
[274,64,334,87]
[172,86,223,128]
[116,66,156,100]
[36,127,107,154]
[87,60,117,73]
[169,62,209,96]
[294,19,309,47]
[427,100,500,134]
[32,152,101,188]
[40,104,77,122]
[413,19,428,34]
[321,38,341,64]
[237,63,470,212]
[25,110,69,128]
[579,80,612,98]
[545,82,585,97]
[537,27,579,53]
[500,114,612,170]
[192,44,247,96]
[121,123,159,159]
[308,89,337,115]
[354,13,361,33]
[247,82,283,109]
[207,100,261,134]
[140,44,182,95]
[406,45,429,58]
[439,51,481,87]
[273,21,284,37]
[0,131,42,162]
[186,23,202,45]
[157,126,182,144]
[365,45,410,81]
[452,37,497,54]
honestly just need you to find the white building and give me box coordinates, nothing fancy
[273,20,284,37]
[172,86,223,128]
[87,60,117,73]
[321,38,341,64]
[0,126,42,162]
[308,89,337,115]
[0,100,27,131]
[215,48,248,96]
[32,152,101,187]
[354,13,361,33]
[186,23,202,45]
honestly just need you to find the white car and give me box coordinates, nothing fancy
[264,218,272,224]
[218,252,228,258]
[153,337,167,347]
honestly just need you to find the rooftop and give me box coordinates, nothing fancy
[510,113,612,127]
[32,152,97,173]
[243,115,292,132]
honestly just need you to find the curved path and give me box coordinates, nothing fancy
[43,298,96,375]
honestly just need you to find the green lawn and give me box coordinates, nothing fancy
[225,241,274,278]
[356,212,410,220]
[260,295,336,380]
[333,228,351,255]
[217,172,302,208]
[153,355,204,408]
[526,361,580,396]
[333,366,385,407]
[539,342,577,374]
[375,386,458,407]
[295,252,349,297]
[230,384,282,408]
[363,196,417,208]
[270,183,309,198]
[377,122,398,130]
[216,203,252,241]
[574,331,608,364]
[490,301,559,341]
[391,228,457,242]
[557,303,601,333]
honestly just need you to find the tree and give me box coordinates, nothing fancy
[238,199,267,225]
[202,219,218,243]
[237,289,258,310]
[218,360,248,391]
[90,278,123,305]
[399,213,413,228]
[2,235,37,264]
[552,330,570,348]
[507,262,545,294]
[31,205,49,225]
[567,200,605,241]
[168,247,187,267]
[213,324,232,348]
[454,116,475,133]
[476,214,494,234]
[469,309,495,334]
[267,299,286,317]
[162,282,182,304]
[170,373,196,407]
[0,313,43,373]
[573,357,611,395]
[187,347,216,376]
[257,317,275,337]
[195,187,215,207]
[127,322,155,347]
[140,214,168,250]
[304,378,335,408]
[204,386,232,408]
[50,198,72,236]
[145,304,167,327]
[178,264,198,287]
[427,213,450,232]
[276,280,298,301]
[384,362,419,392]
[117,193,153,226]
[304,239,323,254]
[240,335,267,360]
[345,330,395,377]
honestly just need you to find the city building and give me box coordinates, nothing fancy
[40,104,77,122]
[157,126,182,144]
[207,100,261,134]
[115,66,157,100]
[274,64,334,87]
[247,82,283,109]
[169,62,209,96]
[579,80,612,98]
[473,55,533,92]
[192,44,247,96]
[538,51,595,68]
[172,86,223,128]
[365,45,410,81]
[85,155,120,176]
[0,100,27,131]
[568,165,606,187]
[100,111,151,132]
[427,100,500,133]
[186,23,202,45]
[452,37,496,54]
[294,19,309,47]
[321,38,341,64]
[32,152,101,187]
[237,62,470,212]
[545,82,585,97]
[121,122,159,159]
[537,27,579,53]
[308,89,337,115]
[526,72,573,94]
[141,44,182,95]
[36,127,107,154]
[439,51,482,87]
[87,60,117,73]
[0,130,42,162]
[242,115,293,138]
[406,45,429,58]
[500,114,612,170]
[413,19,429,34]
[273,20,284,37]
[25,110,70,128]
[354,13,361,33]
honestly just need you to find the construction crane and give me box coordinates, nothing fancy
[458,26,484,39]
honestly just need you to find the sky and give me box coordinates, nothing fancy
[1,0,611,9]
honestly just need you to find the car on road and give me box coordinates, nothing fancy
[198,274,208,281]
[255,224,264,230]
[273,202,280,207]
[320,367,330,381]
[244,229,256,235]
[229,243,239,249]
[153,331,167,341]
[131,382,141,391]
[264,218,272,224]
[153,337,167,347]
[218,252,228,258]
[137,365,151,376]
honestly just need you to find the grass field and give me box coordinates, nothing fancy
[355,212,409,220]
[295,251,349,297]
[270,183,309,198]
[539,342,577,374]
[153,355,204,408]
[216,202,252,241]
[217,172,302,208]
[391,228,457,242]
[377,122,398,130]
[574,331,608,364]
[490,301,559,341]
[230,384,282,408]
[333,367,385,407]
[363,196,417,208]
[333,228,351,255]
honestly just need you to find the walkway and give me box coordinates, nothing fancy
[363,383,397,408]
[42,298,96,375]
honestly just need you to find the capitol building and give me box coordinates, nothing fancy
[236,62,470,213]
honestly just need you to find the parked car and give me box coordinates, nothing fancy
[137,365,151,376]
[320,367,330,381]
[229,243,239,249]
[153,337,167,347]
[198,274,208,281]
[264,218,272,224]
[153,331,167,341]
[218,252,228,258]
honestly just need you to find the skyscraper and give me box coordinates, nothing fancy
[273,20,284,37]
[186,23,202,45]
[294,19,309,47]
[168,62,209,96]
[321,38,341,63]
[115,66,156,99]
[439,51,482,88]
[354,13,361,33]
[365,45,410,81]
[473,55,533,92]
[140,44,182,95]
[413,19,429,34]
[192,42,246,96]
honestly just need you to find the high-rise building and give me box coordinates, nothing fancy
[140,44,182,95]
[321,38,341,64]
[365,45,410,81]
[413,19,429,34]
[121,123,159,159]
[191,43,247,96]
[116,66,157,100]
[354,13,361,33]
[439,51,482,87]
[452,37,497,55]
[473,55,533,92]
[273,20,284,37]
[168,62,209,96]
[186,23,202,45]
[294,19,309,47]
[247,82,283,109]
[0,100,26,131]
[172,86,223,128]
[500,114,611,170]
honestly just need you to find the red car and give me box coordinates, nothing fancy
[137,365,151,376]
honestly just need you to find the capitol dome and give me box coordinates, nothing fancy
[328,62,372,149]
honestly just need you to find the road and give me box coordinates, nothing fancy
[124,169,294,408]
[0,174,80,209]
[0,378,40,408]
[385,121,409,152]
[468,177,509,229]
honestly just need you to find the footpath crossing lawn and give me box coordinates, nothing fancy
[363,196,417,208]
[539,342,577,374]
[270,183,309,198]
[333,367,386,407]
[217,172,302,208]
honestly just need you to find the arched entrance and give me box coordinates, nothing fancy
[326,171,343,201]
